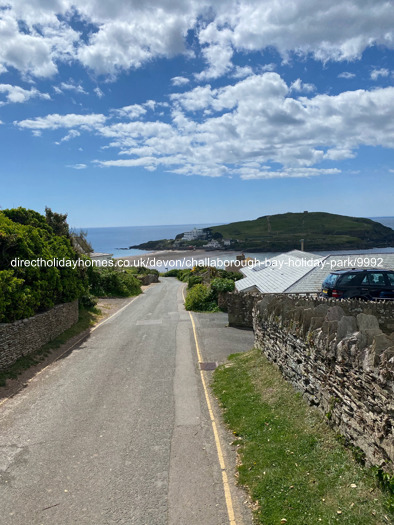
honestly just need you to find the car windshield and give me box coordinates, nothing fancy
[323,273,338,288]
[337,273,362,286]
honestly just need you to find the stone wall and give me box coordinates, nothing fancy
[219,291,261,329]
[0,300,79,370]
[253,295,394,470]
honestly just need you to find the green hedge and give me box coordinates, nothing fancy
[0,208,145,323]
[87,267,141,297]
[0,209,87,322]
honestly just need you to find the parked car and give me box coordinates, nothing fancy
[320,269,394,300]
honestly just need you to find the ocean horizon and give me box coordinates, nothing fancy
[83,223,221,257]
[82,217,394,258]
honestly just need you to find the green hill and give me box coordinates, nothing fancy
[209,212,394,251]
[130,212,394,252]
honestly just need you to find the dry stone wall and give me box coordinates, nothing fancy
[219,291,262,328]
[0,300,79,370]
[253,295,394,470]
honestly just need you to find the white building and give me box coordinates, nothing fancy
[183,228,206,241]
[203,239,222,250]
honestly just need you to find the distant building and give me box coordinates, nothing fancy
[203,239,222,250]
[183,228,207,241]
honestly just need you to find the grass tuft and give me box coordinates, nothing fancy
[212,348,393,524]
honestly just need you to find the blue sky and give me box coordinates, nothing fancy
[1,0,394,227]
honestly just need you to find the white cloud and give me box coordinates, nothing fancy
[76,12,190,75]
[232,65,254,79]
[113,104,147,120]
[338,72,356,79]
[55,129,81,144]
[195,44,234,81]
[2,1,394,79]
[67,163,87,169]
[94,87,104,98]
[171,76,190,86]
[58,81,88,94]
[16,113,106,130]
[260,63,276,72]
[239,167,340,180]
[290,79,315,93]
[0,83,50,104]
[0,8,78,78]
[105,76,394,176]
[97,157,158,169]
[171,84,215,112]
[14,73,394,180]
[200,1,394,63]
[370,68,390,80]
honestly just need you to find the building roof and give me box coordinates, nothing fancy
[235,250,394,294]
[236,250,325,293]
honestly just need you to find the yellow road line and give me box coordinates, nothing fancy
[183,287,237,525]
[0,294,142,409]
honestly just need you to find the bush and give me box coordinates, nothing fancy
[87,267,141,297]
[0,270,33,321]
[163,269,181,278]
[0,209,88,323]
[184,284,218,312]
[79,294,98,309]
[210,277,235,298]
[187,275,203,289]
[178,269,192,282]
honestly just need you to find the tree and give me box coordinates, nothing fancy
[45,207,70,237]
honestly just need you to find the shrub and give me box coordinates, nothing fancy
[178,269,192,282]
[163,269,181,278]
[187,275,203,289]
[210,277,235,297]
[184,284,218,312]
[79,294,98,309]
[87,267,141,297]
[0,209,88,322]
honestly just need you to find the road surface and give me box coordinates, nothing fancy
[0,278,253,525]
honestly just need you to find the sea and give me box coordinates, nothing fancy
[82,217,394,260]
[83,224,220,258]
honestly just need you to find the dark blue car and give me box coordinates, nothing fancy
[320,269,394,300]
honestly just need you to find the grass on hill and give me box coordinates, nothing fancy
[212,349,393,524]
[209,212,394,250]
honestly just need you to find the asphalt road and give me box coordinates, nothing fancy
[0,278,253,525]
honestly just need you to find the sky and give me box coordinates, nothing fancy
[1,0,394,227]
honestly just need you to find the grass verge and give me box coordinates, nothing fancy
[212,348,392,524]
[0,306,100,387]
